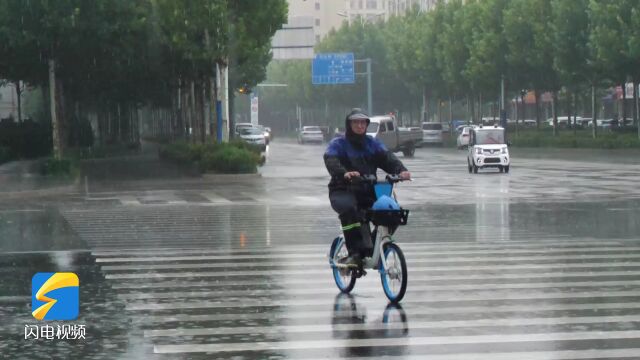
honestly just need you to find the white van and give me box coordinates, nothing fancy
[421,122,443,145]
[467,125,510,173]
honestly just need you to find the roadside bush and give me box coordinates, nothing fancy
[0,146,12,164]
[39,157,79,177]
[509,129,640,149]
[0,119,52,159]
[159,141,261,174]
[200,146,259,174]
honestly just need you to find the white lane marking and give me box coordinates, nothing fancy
[145,314,640,337]
[153,330,640,353]
[303,349,640,360]
[116,279,640,300]
[90,240,629,257]
[125,290,640,311]
[104,261,640,279]
[108,270,640,289]
[94,246,640,263]
[130,302,640,324]
[98,253,640,271]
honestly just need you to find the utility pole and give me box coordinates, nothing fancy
[355,58,372,115]
[500,74,507,129]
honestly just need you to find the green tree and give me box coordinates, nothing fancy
[504,0,559,129]
[590,0,640,133]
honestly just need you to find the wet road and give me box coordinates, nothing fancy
[2,139,640,359]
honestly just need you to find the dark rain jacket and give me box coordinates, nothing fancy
[323,135,407,192]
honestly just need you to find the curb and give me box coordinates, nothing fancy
[0,183,80,200]
[202,173,262,181]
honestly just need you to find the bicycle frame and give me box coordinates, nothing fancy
[332,219,396,272]
[363,225,393,270]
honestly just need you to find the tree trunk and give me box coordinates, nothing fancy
[48,59,62,159]
[572,93,577,136]
[534,90,541,130]
[423,86,429,122]
[515,95,519,137]
[591,84,597,139]
[621,81,627,125]
[478,93,483,123]
[634,80,639,139]
[469,95,475,124]
[448,95,453,125]
[552,91,557,136]
[14,81,22,123]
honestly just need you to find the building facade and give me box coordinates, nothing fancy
[273,0,442,59]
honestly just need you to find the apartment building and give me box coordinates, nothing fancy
[272,0,441,59]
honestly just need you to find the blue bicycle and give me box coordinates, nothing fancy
[328,174,410,303]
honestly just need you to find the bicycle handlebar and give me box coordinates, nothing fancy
[350,174,410,184]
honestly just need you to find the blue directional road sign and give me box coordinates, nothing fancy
[312,53,355,85]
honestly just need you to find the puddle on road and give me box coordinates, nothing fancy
[0,208,86,252]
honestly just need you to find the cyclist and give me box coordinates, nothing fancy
[324,110,411,266]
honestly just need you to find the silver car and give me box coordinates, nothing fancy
[456,125,472,149]
[421,122,443,145]
[297,126,324,144]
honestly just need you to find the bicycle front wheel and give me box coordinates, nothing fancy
[380,242,407,303]
[330,236,357,293]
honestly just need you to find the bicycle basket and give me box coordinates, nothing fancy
[367,209,410,228]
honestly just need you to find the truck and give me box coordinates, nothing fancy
[366,115,423,157]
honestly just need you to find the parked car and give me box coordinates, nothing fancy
[421,122,443,146]
[253,124,270,144]
[237,126,266,150]
[456,125,472,149]
[546,116,586,128]
[298,126,324,144]
[578,118,592,127]
[467,125,510,174]
[234,122,254,135]
[367,115,422,157]
[586,119,613,129]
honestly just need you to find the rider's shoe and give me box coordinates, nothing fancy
[338,254,362,268]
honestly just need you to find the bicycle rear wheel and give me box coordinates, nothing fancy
[380,242,407,303]
[330,236,357,293]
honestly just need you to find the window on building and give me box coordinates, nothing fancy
[315,2,320,10]
[358,0,363,9]
[350,0,356,9]
[315,34,320,43]
[366,0,377,9]
[315,18,320,26]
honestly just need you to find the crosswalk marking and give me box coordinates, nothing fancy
[300,349,640,360]
[123,290,640,311]
[153,330,640,354]
[127,301,640,324]
[145,315,640,337]
[107,269,640,290]
[114,280,640,300]
[82,234,640,358]
[97,253,640,271]
[95,246,640,262]
[104,261,640,279]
